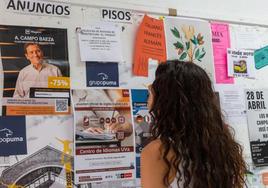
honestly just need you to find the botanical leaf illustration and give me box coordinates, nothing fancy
[195,49,200,59]
[186,42,190,50]
[198,52,206,59]
[171,27,180,38]
[197,33,204,45]
[182,26,195,40]
[171,26,206,62]
[190,36,198,45]
[173,42,184,49]
[179,52,187,60]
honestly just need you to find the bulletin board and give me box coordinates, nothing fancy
[1,0,268,187]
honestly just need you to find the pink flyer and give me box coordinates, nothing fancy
[211,22,234,84]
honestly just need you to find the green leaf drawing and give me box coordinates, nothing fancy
[190,36,198,45]
[179,52,187,60]
[186,42,190,50]
[194,36,198,45]
[171,27,180,38]
[198,52,206,59]
[173,42,184,49]
[195,49,200,59]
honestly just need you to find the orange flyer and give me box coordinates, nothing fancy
[133,15,167,76]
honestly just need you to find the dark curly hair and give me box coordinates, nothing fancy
[149,60,246,188]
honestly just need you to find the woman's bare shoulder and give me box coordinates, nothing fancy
[141,139,162,159]
[141,139,167,188]
[141,139,177,188]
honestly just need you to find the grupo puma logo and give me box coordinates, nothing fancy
[88,72,117,86]
[0,128,23,143]
[97,73,108,80]
[0,128,13,137]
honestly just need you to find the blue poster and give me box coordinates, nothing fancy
[0,116,27,156]
[131,89,151,178]
[86,62,119,87]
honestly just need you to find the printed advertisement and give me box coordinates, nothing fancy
[86,62,119,87]
[214,84,247,125]
[0,115,76,187]
[107,12,157,88]
[131,89,151,179]
[133,15,166,76]
[0,25,70,115]
[245,89,268,166]
[72,89,135,184]
[0,116,27,156]
[254,45,268,70]
[230,24,262,50]
[227,48,255,78]
[245,160,268,188]
[211,22,234,84]
[91,179,138,188]
[164,17,215,80]
[77,23,123,62]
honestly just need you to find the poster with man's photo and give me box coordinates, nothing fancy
[72,89,135,184]
[0,25,70,115]
[227,48,255,78]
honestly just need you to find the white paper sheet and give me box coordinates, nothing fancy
[227,48,255,78]
[230,24,262,50]
[78,23,123,62]
[214,84,247,126]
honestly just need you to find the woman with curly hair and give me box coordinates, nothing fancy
[141,60,246,188]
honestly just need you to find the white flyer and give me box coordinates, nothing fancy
[227,48,255,78]
[78,23,123,62]
[214,84,247,126]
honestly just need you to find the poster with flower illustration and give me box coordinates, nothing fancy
[164,17,215,80]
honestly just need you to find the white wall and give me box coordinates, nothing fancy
[66,0,268,26]
[2,0,268,27]
[174,0,268,26]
